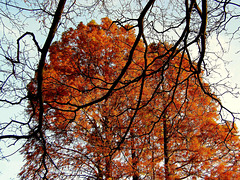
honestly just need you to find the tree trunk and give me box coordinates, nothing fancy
[163,115,170,180]
[151,139,156,180]
[131,132,139,180]
[105,156,112,179]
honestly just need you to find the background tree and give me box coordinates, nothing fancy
[0,0,240,179]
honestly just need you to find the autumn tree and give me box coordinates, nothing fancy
[0,0,240,179]
[17,18,240,179]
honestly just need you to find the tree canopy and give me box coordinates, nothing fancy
[19,18,240,179]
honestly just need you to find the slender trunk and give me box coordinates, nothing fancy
[132,151,139,180]
[163,115,170,180]
[151,143,155,180]
[105,156,112,179]
[131,132,139,180]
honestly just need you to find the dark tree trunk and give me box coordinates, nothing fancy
[163,115,170,180]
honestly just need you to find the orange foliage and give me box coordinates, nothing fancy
[20,18,240,179]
